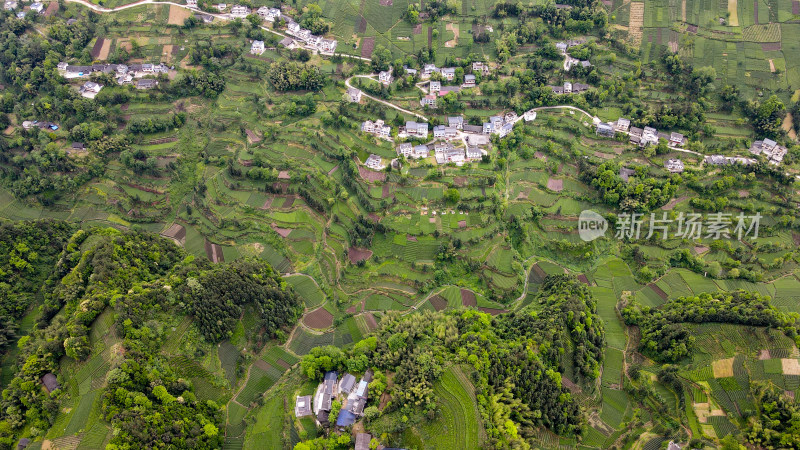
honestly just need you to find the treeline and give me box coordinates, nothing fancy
[0,220,73,352]
[578,160,679,211]
[622,291,799,362]
[180,259,303,343]
[128,112,186,134]
[0,226,302,448]
[266,60,325,91]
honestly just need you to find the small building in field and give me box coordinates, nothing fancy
[41,373,59,393]
[463,74,476,88]
[665,159,684,173]
[347,87,362,103]
[361,120,391,139]
[79,81,103,99]
[421,95,437,108]
[365,154,383,170]
[524,110,537,122]
[229,4,250,18]
[30,2,44,13]
[135,79,158,90]
[295,395,312,417]
[615,118,630,132]
[250,40,265,55]
[669,132,686,147]
[596,122,615,138]
[429,81,441,93]
[619,167,635,182]
[422,64,438,78]
[466,146,483,160]
[497,122,514,138]
[440,67,456,81]
[186,0,197,7]
[640,126,659,147]
[378,68,393,85]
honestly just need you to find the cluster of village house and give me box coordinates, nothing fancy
[295,371,372,429]
[359,110,538,169]
[4,0,46,18]
[57,62,169,98]
[191,1,336,56]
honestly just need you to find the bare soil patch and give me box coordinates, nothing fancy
[755,0,759,24]
[782,358,800,375]
[794,0,800,14]
[529,263,547,283]
[445,23,459,47]
[628,2,644,47]
[769,59,776,72]
[91,38,111,60]
[661,196,689,210]
[687,24,698,33]
[413,24,422,34]
[168,4,191,25]
[205,240,224,263]
[478,307,508,315]
[693,245,710,255]
[561,376,582,394]
[358,165,386,182]
[534,151,546,160]
[276,359,291,370]
[593,151,616,159]
[429,295,448,311]
[693,403,726,423]
[759,349,771,360]
[367,213,381,223]
[577,274,590,285]
[161,223,186,245]
[282,197,295,208]
[348,247,373,264]
[245,129,261,143]
[278,170,290,180]
[346,304,358,314]
[328,165,338,176]
[363,312,378,330]
[379,0,392,5]
[762,42,781,51]
[460,289,477,307]
[454,176,468,187]
[44,1,58,16]
[728,0,739,26]
[304,307,334,329]
[712,358,735,378]
[356,16,367,33]
[783,113,797,140]
[648,283,668,300]
[382,184,393,199]
[546,178,563,192]
[458,220,466,228]
[360,37,374,58]
[406,235,417,242]
[271,224,292,238]
[261,197,274,210]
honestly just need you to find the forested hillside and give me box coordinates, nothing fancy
[0,221,301,449]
